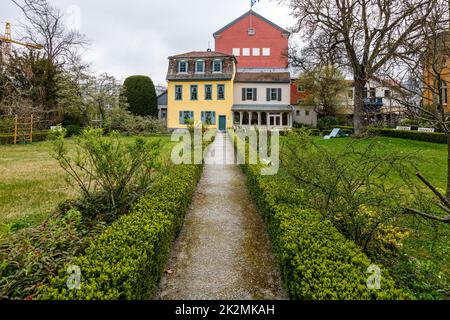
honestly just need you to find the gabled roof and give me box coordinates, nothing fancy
[169,51,235,59]
[213,10,291,38]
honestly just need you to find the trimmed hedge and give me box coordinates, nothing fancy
[370,128,447,144]
[230,131,410,299]
[38,164,203,300]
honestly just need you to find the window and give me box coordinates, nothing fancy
[242,48,250,56]
[213,60,222,73]
[263,48,271,56]
[202,111,216,125]
[363,88,368,99]
[442,82,448,105]
[232,48,240,56]
[190,85,198,100]
[296,110,300,116]
[175,85,183,100]
[267,88,282,101]
[305,110,310,116]
[217,84,225,100]
[297,98,304,105]
[205,85,212,100]
[242,88,257,101]
[252,48,260,56]
[297,85,305,92]
[178,61,188,73]
[370,88,376,98]
[179,111,194,124]
[384,90,391,98]
[271,88,278,100]
[348,89,354,99]
[195,60,205,73]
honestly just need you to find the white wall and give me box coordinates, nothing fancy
[293,105,317,127]
[233,82,291,105]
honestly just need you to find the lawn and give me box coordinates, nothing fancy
[285,135,450,299]
[0,135,174,238]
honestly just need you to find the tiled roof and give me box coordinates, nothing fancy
[213,10,291,37]
[169,51,235,59]
[234,72,291,83]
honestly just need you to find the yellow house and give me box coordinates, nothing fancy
[423,32,450,112]
[166,51,236,130]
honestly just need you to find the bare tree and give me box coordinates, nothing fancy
[380,4,450,223]
[12,0,88,67]
[282,0,445,134]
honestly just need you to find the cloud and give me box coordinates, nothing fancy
[0,0,293,84]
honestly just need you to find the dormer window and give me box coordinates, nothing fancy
[213,59,222,73]
[178,60,188,73]
[196,60,205,73]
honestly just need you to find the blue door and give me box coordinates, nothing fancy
[219,116,226,131]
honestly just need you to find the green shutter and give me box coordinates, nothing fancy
[201,112,205,123]
[212,112,216,125]
[253,88,257,101]
[179,111,183,124]
[242,88,246,101]
[278,88,282,101]
[266,88,271,101]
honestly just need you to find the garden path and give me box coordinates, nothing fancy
[155,132,286,300]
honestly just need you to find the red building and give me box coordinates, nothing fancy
[213,11,290,69]
[290,80,307,105]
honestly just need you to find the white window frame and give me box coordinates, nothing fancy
[195,60,205,73]
[242,48,250,56]
[252,48,260,56]
[262,48,271,56]
[297,85,305,93]
[232,48,240,56]
[213,59,223,73]
[178,60,188,73]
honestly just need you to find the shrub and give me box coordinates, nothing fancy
[52,128,162,222]
[281,132,412,254]
[241,162,409,300]
[38,164,203,300]
[0,210,104,300]
[65,125,82,137]
[122,76,158,117]
[369,128,447,144]
[229,130,410,300]
[106,107,167,135]
[317,116,339,129]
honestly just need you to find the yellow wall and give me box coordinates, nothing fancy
[424,59,450,112]
[167,79,234,130]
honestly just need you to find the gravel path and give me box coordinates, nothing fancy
[154,132,287,300]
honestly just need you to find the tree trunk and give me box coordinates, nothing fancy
[447,132,450,201]
[354,77,366,134]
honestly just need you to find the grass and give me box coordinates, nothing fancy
[0,135,174,238]
[291,136,450,299]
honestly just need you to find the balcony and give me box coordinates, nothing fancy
[364,98,383,113]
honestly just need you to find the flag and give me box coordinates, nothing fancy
[251,0,260,8]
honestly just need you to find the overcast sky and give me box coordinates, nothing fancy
[0,0,295,85]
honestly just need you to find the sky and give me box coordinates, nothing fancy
[0,0,295,85]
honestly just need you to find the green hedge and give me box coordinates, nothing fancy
[229,131,410,300]
[38,164,203,300]
[243,164,409,299]
[370,128,447,144]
